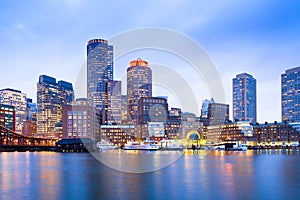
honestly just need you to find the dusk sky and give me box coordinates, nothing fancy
[1,0,300,122]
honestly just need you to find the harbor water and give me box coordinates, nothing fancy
[1,150,300,200]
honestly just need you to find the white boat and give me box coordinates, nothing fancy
[97,140,118,151]
[160,139,184,150]
[124,138,160,150]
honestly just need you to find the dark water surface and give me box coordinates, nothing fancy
[1,150,300,200]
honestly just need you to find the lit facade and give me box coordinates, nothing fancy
[233,73,257,124]
[181,113,203,139]
[127,58,152,123]
[253,122,300,146]
[0,88,27,133]
[169,107,182,117]
[102,80,122,125]
[121,95,129,123]
[0,104,15,131]
[87,39,113,110]
[100,125,135,146]
[281,66,300,122]
[165,115,181,139]
[37,75,74,138]
[206,121,253,144]
[62,98,100,140]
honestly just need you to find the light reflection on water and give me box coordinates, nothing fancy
[0,150,300,200]
[90,149,184,173]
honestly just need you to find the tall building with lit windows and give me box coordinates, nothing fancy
[281,66,300,122]
[37,75,74,138]
[87,39,113,110]
[127,58,152,123]
[232,73,257,124]
[121,95,129,123]
[0,88,27,133]
[0,104,15,131]
[102,80,122,125]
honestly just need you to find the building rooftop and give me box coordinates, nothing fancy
[284,66,300,74]
[235,73,254,78]
[0,88,22,93]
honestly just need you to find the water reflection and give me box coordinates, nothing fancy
[90,150,183,173]
[1,150,300,199]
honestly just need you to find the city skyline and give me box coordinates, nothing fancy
[1,1,300,122]
[0,46,299,124]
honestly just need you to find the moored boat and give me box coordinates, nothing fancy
[160,139,184,150]
[97,140,118,151]
[124,138,160,150]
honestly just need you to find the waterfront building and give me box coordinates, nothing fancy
[165,115,182,139]
[0,88,27,133]
[127,58,152,123]
[253,121,300,146]
[100,124,135,146]
[62,98,100,140]
[281,66,300,122]
[206,121,253,144]
[0,104,15,131]
[181,112,203,139]
[87,39,113,110]
[232,73,257,124]
[102,80,122,125]
[37,75,74,138]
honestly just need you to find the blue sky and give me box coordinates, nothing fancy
[1,0,300,122]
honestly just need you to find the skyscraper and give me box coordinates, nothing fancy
[232,73,257,124]
[102,80,122,125]
[87,39,113,110]
[37,75,74,138]
[127,58,152,123]
[281,66,300,122]
[121,95,129,123]
[0,88,27,133]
